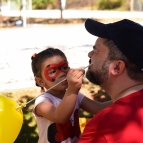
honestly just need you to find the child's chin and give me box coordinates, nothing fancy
[59,81,68,89]
[61,80,68,85]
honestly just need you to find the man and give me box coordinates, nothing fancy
[78,19,143,143]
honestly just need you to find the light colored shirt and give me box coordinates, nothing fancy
[33,92,84,143]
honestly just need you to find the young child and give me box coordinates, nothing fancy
[31,48,112,143]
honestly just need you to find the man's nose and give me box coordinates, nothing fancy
[88,50,93,58]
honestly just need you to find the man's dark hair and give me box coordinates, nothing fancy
[104,40,143,81]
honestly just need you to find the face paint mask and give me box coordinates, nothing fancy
[44,60,70,82]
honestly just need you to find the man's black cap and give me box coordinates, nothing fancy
[85,18,143,70]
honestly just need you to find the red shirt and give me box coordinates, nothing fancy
[78,89,143,143]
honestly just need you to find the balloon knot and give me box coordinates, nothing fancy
[16,103,26,112]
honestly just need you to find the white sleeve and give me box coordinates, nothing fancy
[33,93,53,117]
[78,92,85,104]
[34,94,53,107]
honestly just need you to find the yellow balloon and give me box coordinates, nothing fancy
[0,95,23,143]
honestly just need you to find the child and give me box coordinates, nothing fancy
[31,48,112,143]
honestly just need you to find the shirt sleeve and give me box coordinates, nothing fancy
[34,93,53,107]
[78,134,107,143]
[78,92,85,104]
[33,93,53,117]
[78,112,108,143]
[78,125,107,143]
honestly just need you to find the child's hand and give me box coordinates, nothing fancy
[66,68,85,93]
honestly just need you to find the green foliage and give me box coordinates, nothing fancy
[79,79,111,118]
[32,0,55,9]
[96,0,124,10]
[14,95,38,143]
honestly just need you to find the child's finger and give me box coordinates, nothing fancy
[67,68,84,79]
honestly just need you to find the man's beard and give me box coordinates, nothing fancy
[86,60,110,85]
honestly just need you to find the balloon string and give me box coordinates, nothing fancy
[17,63,92,109]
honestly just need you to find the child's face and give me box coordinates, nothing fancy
[40,56,70,90]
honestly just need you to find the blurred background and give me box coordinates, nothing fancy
[0,0,143,26]
[0,0,143,142]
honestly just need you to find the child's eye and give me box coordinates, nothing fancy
[62,66,69,71]
[49,69,56,76]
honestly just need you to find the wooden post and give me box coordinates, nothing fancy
[0,0,3,27]
[22,0,27,27]
[130,0,134,11]
[59,0,63,23]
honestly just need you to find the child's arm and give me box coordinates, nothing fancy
[80,96,112,114]
[35,68,85,124]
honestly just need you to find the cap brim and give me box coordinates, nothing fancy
[85,19,110,38]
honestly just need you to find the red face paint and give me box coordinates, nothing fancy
[44,60,70,82]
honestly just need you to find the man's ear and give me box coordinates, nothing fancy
[35,77,45,87]
[109,60,125,75]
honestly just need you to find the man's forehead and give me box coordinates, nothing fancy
[95,38,109,46]
[96,37,108,43]
[94,38,109,54]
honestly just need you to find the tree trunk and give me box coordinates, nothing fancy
[130,0,134,11]
[58,0,63,23]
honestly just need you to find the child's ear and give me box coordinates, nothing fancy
[35,77,45,87]
[109,60,125,75]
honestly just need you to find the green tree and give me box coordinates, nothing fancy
[96,0,124,10]
[32,0,55,9]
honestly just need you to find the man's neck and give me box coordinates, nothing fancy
[112,83,143,102]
